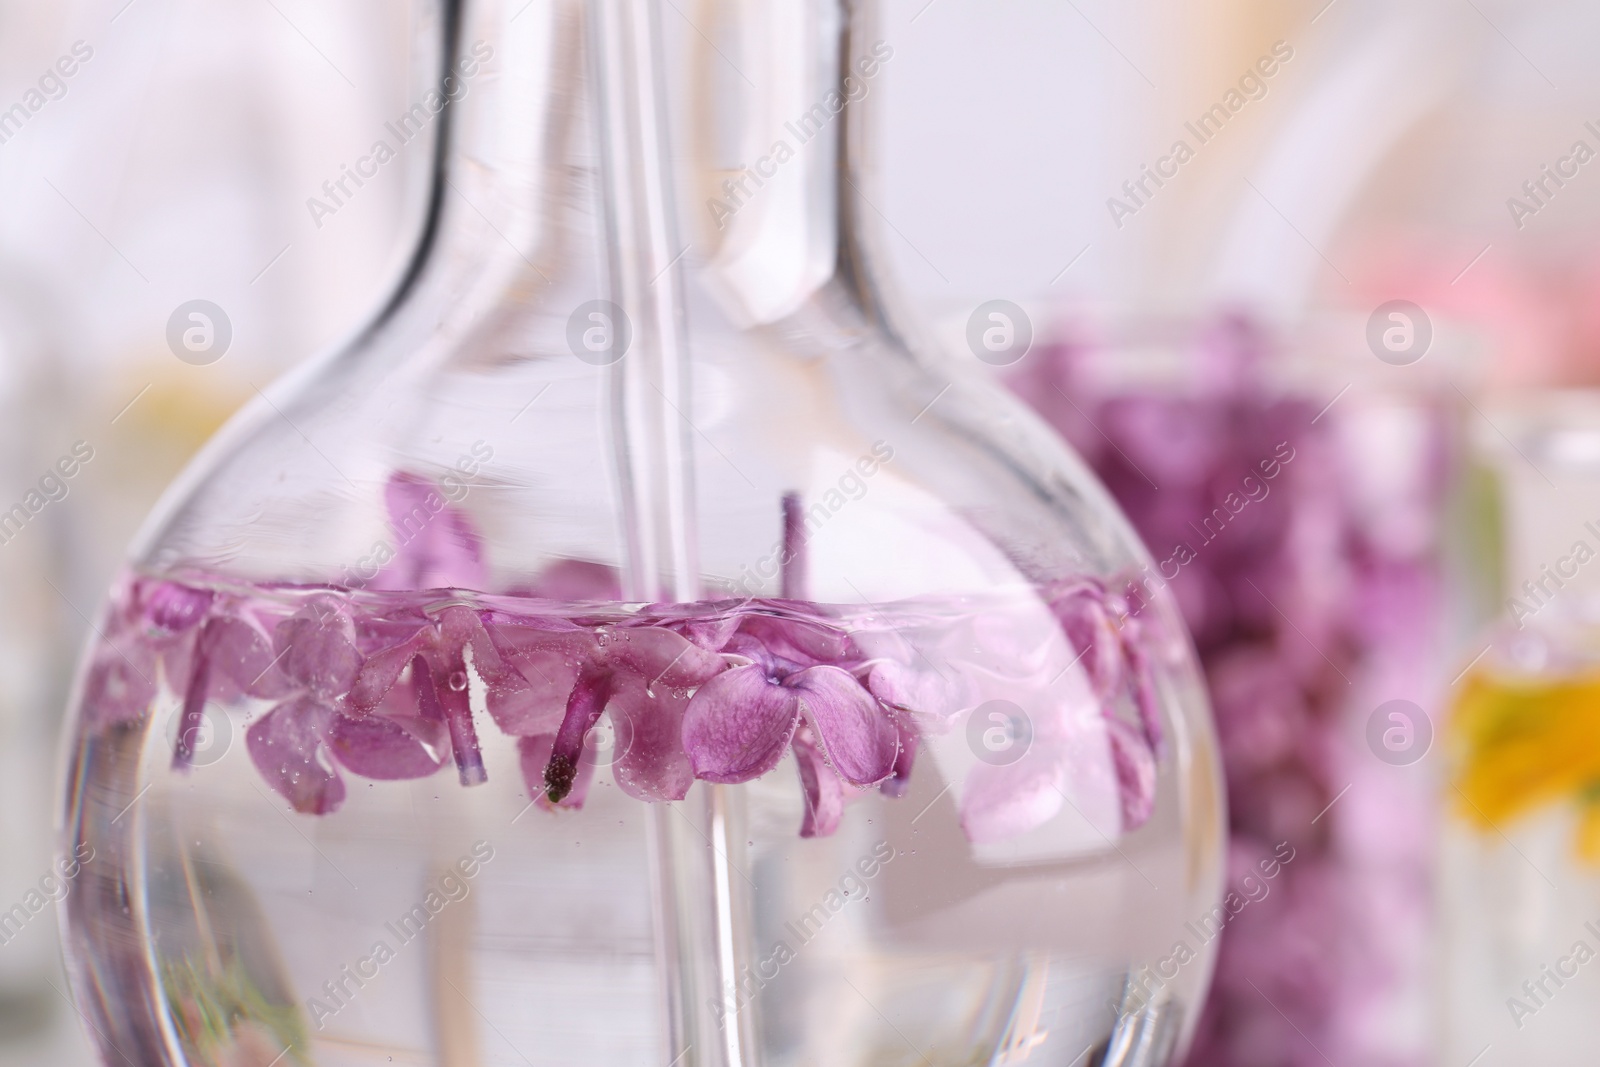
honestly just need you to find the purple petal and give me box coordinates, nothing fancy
[373,471,486,591]
[604,626,727,687]
[738,612,856,668]
[546,669,613,803]
[276,600,363,698]
[205,617,292,701]
[1051,585,1123,701]
[681,616,742,651]
[328,714,449,780]
[1106,718,1157,830]
[83,644,158,727]
[785,665,897,787]
[246,697,345,815]
[526,559,621,601]
[438,606,543,730]
[793,734,842,838]
[1120,622,1166,758]
[413,654,486,787]
[722,632,778,670]
[681,664,801,783]
[347,631,430,713]
[140,581,212,634]
[651,608,742,652]
[486,645,577,736]
[607,676,694,802]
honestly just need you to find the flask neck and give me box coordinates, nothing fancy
[377,0,595,324]
[391,0,898,341]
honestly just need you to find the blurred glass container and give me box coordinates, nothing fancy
[1010,315,1457,1067]
[1441,395,1600,1066]
[0,266,71,1033]
[1290,5,1600,1065]
[58,1,1224,1066]
[1036,1,1600,1061]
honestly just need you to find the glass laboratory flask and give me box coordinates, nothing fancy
[1441,395,1600,1066]
[58,1,1224,1065]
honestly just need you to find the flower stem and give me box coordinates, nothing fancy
[171,625,213,770]
[780,492,807,600]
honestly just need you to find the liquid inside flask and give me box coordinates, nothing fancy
[59,0,1224,1064]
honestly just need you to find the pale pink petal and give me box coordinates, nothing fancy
[605,625,726,687]
[372,471,485,591]
[83,643,158,727]
[1051,583,1124,701]
[1120,620,1166,757]
[526,559,621,601]
[738,611,857,668]
[865,660,968,723]
[438,606,545,734]
[959,754,1066,844]
[666,611,742,652]
[487,644,577,736]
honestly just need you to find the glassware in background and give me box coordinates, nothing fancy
[1009,316,1456,1067]
[0,1,422,1063]
[58,1,1225,1066]
[1441,396,1600,1066]
[0,267,73,1038]
[1302,3,1600,1064]
[997,1,1600,1063]
[16,0,425,613]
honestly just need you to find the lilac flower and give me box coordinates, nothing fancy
[519,619,727,805]
[682,652,896,786]
[344,603,529,788]
[82,578,203,728]
[98,473,1175,846]
[122,585,452,814]
[242,598,449,813]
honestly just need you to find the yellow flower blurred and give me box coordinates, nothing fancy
[1450,670,1600,860]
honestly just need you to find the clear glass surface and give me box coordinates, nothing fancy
[58,1,1224,1064]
